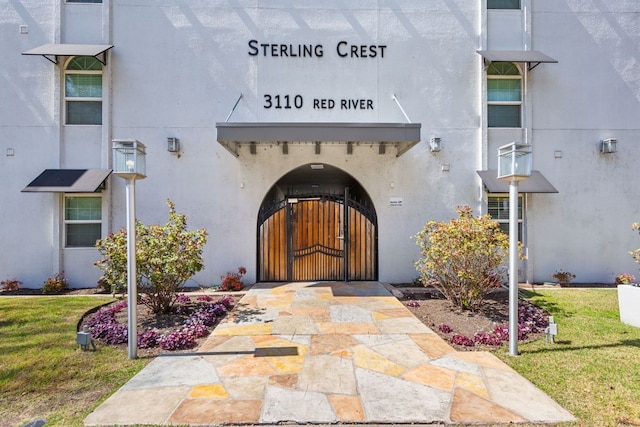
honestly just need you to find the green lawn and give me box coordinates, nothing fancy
[0,290,638,427]
[0,296,150,427]
[493,289,640,427]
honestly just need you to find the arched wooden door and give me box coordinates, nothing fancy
[258,191,377,282]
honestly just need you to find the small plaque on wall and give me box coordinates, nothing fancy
[389,197,403,207]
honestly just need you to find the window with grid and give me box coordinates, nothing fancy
[487,0,520,9]
[488,195,523,241]
[65,56,103,125]
[487,62,522,128]
[65,196,102,247]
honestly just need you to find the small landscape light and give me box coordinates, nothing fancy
[77,326,96,351]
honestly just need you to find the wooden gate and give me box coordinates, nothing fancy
[258,191,377,281]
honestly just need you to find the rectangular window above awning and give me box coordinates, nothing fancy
[22,44,113,65]
[216,122,421,157]
[477,50,558,70]
[22,169,112,193]
[477,170,558,193]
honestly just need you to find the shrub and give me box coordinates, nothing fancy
[451,334,475,346]
[435,301,549,348]
[414,206,513,311]
[631,223,640,265]
[159,331,196,351]
[438,324,453,334]
[42,272,68,294]
[219,266,246,291]
[98,276,124,295]
[182,321,209,338]
[95,200,208,314]
[473,332,503,346]
[175,293,192,304]
[615,273,635,284]
[551,269,575,285]
[85,301,128,344]
[1,278,21,292]
[138,330,161,349]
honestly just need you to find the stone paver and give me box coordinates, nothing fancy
[84,281,576,426]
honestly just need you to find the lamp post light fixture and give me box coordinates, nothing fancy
[497,142,532,356]
[112,139,146,359]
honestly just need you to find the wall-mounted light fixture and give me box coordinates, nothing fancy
[167,137,180,153]
[429,137,442,152]
[600,138,617,154]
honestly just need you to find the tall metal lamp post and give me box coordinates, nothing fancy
[497,142,532,356]
[112,139,146,359]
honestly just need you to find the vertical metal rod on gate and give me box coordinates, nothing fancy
[344,187,350,282]
[287,201,294,281]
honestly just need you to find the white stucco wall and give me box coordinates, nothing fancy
[523,1,640,283]
[106,0,481,285]
[2,0,639,287]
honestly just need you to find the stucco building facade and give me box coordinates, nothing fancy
[2,0,639,288]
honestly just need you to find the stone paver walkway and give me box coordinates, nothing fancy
[84,281,575,425]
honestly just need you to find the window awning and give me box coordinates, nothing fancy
[477,50,558,70]
[477,170,558,193]
[22,44,113,65]
[22,169,112,193]
[216,122,421,157]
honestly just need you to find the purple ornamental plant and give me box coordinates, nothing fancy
[85,296,233,351]
[438,301,549,348]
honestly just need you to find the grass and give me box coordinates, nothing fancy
[0,296,151,427]
[493,289,640,427]
[1,290,639,427]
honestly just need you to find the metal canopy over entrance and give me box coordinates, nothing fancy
[216,122,421,157]
[257,164,377,282]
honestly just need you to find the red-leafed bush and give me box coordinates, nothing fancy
[1,278,21,292]
[219,266,246,291]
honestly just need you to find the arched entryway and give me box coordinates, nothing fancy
[257,163,377,282]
